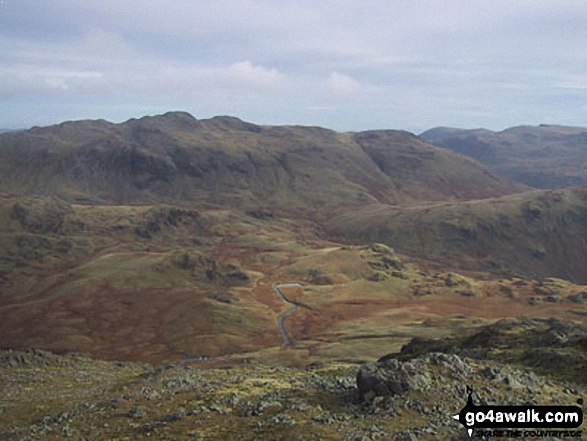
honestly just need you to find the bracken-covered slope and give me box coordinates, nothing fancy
[421,124,587,188]
[0,112,524,212]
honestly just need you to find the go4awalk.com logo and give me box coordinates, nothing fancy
[453,386,584,438]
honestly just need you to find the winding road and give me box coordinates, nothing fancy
[272,282,310,346]
[180,282,309,363]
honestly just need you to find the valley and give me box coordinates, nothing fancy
[2,191,586,367]
[0,113,586,439]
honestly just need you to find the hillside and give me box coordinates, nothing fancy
[0,113,586,441]
[421,124,587,188]
[325,187,587,284]
[0,112,524,213]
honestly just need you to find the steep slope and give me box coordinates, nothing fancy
[0,112,524,212]
[421,124,587,188]
[325,187,587,283]
[353,130,522,201]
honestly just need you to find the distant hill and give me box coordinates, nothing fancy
[0,112,524,213]
[421,124,587,188]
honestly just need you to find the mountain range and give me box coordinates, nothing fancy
[0,112,586,365]
[1,112,586,439]
[0,112,523,210]
[421,124,587,188]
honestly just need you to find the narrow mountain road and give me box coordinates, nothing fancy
[272,282,311,346]
[180,282,309,363]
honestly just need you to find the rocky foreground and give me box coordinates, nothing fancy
[1,318,585,440]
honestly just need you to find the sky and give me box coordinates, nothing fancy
[1,0,587,133]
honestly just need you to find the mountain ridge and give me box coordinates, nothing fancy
[421,124,587,188]
[0,112,525,210]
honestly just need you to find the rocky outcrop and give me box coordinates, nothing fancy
[357,358,432,401]
[357,354,472,401]
[391,317,587,385]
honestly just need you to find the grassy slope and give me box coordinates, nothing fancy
[325,187,587,284]
[0,196,283,363]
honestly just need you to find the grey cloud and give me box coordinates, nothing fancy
[1,0,587,131]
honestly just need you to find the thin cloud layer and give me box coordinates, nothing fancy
[1,0,586,131]
[328,72,360,99]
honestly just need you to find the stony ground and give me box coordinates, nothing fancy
[1,345,584,440]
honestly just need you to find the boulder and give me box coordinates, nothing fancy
[356,358,431,401]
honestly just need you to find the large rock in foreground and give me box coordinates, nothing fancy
[357,353,472,401]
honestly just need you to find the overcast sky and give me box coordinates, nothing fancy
[1,0,587,133]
